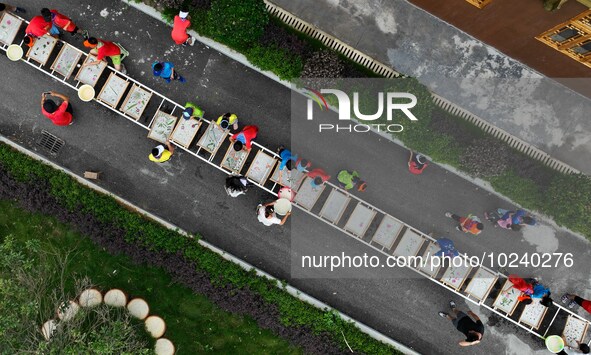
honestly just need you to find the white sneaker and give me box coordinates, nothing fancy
[188,37,195,46]
[445,212,452,218]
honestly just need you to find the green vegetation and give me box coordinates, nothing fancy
[0,143,401,355]
[0,201,301,354]
[206,0,269,50]
[245,44,303,81]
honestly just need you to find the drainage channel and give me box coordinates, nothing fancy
[263,0,580,175]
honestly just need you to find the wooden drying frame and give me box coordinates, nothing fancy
[120,83,153,120]
[245,150,277,185]
[97,72,129,108]
[371,214,404,250]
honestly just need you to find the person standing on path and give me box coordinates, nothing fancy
[229,125,258,152]
[307,168,330,188]
[41,8,87,38]
[257,202,290,226]
[445,212,483,235]
[41,91,73,126]
[560,335,590,354]
[171,8,195,46]
[152,61,186,83]
[83,37,128,74]
[149,139,175,163]
[25,15,53,41]
[561,293,590,311]
[0,2,25,14]
[216,113,238,131]
[277,146,297,184]
[182,102,203,120]
[337,170,367,191]
[439,301,484,347]
[408,151,428,175]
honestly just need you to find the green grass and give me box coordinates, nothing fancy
[0,200,301,355]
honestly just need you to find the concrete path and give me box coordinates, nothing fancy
[2,1,591,354]
[270,0,591,174]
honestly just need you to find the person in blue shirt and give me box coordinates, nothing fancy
[277,146,297,183]
[152,61,186,83]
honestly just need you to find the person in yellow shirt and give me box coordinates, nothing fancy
[216,112,238,131]
[149,139,175,163]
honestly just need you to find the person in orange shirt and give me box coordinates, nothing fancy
[171,8,195,46]
[41,91,73,126]
[445,212,483,235]
[41,8,87,38]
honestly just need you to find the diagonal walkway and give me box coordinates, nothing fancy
[2,1,591,354]
[269,0,591,174]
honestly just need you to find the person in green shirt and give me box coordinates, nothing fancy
[182,102,203,120]
[337,170,367,191]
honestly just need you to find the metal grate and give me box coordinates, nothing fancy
[37,130,64,155]
[264,1,402,79]
[431,94,579,174]
[264,0,580,175]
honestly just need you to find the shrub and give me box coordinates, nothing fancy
[489,170,545,210]
[460,138,510,178]
[245,44,303,80]
[154,0,183,8]
[301,50,344,78]
[206,0,268,50]
[260,21,313,59]
[546,173,591,236]
[190,0,211,9]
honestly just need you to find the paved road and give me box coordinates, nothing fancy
[2,1,591,354]
[270,0,591,175]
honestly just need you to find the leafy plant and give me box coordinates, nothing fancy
[260,21,313,59]
[546,173,591,235]
[245,44,303,80]
[206,0,269,50]
[301,50,344,78]
[489,170,545,210]
[460,138,510,178]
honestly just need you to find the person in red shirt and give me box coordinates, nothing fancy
[307,168,330,187]
[25,15,52,38]
[41,91,73,126]
[229,125,258,151]
[41,8,87,37]
[562,293,591,313]
[445,212,484,235]
[83,37,128,74]
[171,9,195,46]
[408,151,428,175]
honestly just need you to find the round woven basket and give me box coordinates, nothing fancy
[155,338,175,355]
[104,288,127,307]
[145,315,166,338]
[79,288,103,307]
[127,298,150,320]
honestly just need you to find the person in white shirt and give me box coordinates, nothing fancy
[257,202,290,226]
[560,336,590,354]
